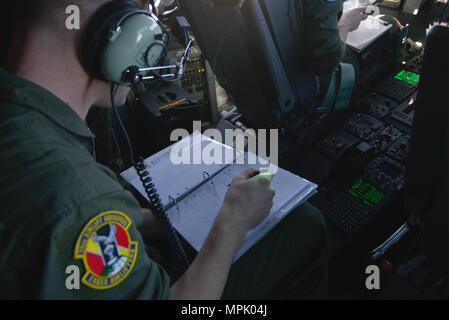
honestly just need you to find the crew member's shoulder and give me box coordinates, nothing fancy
[0,103,125,220]
[303,0,343,10]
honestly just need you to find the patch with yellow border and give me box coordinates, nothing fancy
[74,211,138,290]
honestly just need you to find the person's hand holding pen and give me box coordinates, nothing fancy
[338,6,370,42]
[218,169,276,235]
[171,168,275,299]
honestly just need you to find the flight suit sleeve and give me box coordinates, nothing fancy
[302,0,345,77]
[38,189,171,300]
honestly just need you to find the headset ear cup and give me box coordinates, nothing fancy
[82,0,140,80]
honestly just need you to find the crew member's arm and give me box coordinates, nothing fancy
[302,0,346,78]
[170,169,275,300]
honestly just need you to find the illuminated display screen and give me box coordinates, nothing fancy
[349,178,385,208]
[394,70,420,86]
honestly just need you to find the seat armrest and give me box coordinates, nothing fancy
[369,215,423,261]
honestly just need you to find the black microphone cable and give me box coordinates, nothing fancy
[111,83,190,268]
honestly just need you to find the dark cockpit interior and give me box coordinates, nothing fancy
[2,0,449,301]
[101,0,449,299]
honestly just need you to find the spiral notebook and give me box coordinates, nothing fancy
[121,132,318,262]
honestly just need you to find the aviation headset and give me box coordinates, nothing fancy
[82,0,193,267]
[83,0,193,86]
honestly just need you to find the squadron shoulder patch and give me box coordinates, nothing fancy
[74,211,138,290]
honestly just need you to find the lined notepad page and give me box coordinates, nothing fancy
[121,132,237,209]
[346,16,392,52]
[165,154,317,262]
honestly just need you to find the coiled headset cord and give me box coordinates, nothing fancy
[111,83,190,268]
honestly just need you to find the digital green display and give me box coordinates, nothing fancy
[394,70,420,86]
[349,178,385,208]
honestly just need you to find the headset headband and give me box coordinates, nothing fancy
[83,0,193,86]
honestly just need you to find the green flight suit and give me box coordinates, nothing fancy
[298,0,400,98]
[0,68,329,299]
[298,0,345,93]
[300,0,345,76]
[0,68,170,299]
